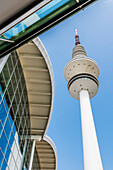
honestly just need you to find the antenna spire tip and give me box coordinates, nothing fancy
[75,28,80,45]
[75,28,78,35]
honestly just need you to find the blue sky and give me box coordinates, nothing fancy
[39,0,113,169]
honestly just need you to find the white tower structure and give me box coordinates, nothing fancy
[64,29,103,170]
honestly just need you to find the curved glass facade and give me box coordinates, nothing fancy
[0,51,40,169]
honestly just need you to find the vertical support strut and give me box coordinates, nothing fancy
[28,140,36,170]
[20,139,27,170]
[80,90,103,170]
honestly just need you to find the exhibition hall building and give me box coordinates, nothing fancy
[0,0,97,169]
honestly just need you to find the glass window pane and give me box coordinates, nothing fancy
[11,52,17,66]
[7,81,13,102]
[0,122,2,135]
[7,56,13,75]
[1,159,7,170]
[4,118,11,139]
[4,90,10,108]
[0,73,6,93]
[3,64,10,85]
[15,89,19,105]
[0,149,3,167]
[12,74,16,92]
[9,132,14,148]
[15,65,19,81]
[5,144,11,162]
[0,131,7,154]
[8,108,13,127]
[0,100,7,125]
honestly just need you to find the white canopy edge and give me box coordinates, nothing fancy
[43,135,57,170]
[33,37,54,137]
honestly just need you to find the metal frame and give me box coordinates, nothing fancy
[0,0,97,58]
[0,38,14,43]
[0,0,52,32]
[28,140,36,170]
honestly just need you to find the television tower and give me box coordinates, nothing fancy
[64,29,103,170]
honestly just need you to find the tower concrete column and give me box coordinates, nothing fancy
[80,90,103,170]
[64,29,103,169]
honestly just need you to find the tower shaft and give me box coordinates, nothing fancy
[80,90,103,170]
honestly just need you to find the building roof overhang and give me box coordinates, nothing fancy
[0,0,97,58]
[17,37,54,138]
[36,136,57,170]
[0,0,52,30]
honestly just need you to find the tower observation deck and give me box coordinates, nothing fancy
[64,29,103,170]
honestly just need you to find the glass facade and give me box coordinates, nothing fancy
[0,51,41,169]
